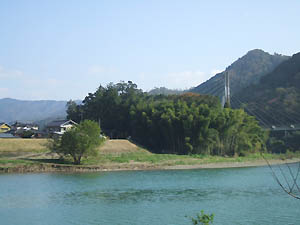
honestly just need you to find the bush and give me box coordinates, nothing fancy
[189,211,214,225]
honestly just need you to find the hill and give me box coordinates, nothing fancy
[99,139,147,154]
[190,49,290,99]
[148,87,184,95]
[232,52,300,127]
[0,98,71,123]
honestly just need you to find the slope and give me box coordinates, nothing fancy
[0,98,69,123]
[232,52,300,127]
[190,49,290,99]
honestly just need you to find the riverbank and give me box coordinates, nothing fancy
[1,158,300,173]
[0,139,299,173]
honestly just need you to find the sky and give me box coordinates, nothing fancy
[0,0,299,100]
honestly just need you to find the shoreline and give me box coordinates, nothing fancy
[1,158,299,174]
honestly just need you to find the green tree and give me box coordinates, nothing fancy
[52,120,103,164]
[66,100,82,123]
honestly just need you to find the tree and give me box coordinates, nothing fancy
[66,100,82,123]
[51,120,103,164]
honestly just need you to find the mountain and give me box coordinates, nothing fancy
[0,98,73,123]
[190,49,290,99]
[233,52,300,127]
[148,87,184,95]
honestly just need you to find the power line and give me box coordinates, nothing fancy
[196,74,224,94]
[231,96,270,128]
[232,95,300,126]
[201,81,224,96]
[233,94,300,125]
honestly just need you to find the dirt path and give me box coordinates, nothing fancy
[164,158,300,170]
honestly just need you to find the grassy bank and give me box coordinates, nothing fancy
[0,138,49,156]
[0,139,299,172]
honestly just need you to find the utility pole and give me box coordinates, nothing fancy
[224,71,230,108]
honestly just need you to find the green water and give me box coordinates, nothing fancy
[0,165,299,225]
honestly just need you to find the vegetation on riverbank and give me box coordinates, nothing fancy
[50,120,104,164]
[0,138,48,154]
[0,139,299,173]
[67,81,268,157]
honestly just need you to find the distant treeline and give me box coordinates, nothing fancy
[67,81,267,156]
[267,131,300,154]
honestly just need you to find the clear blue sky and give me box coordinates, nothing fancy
[0,0,299,100]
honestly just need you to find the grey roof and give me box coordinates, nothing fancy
[47,119,77,128]
[12,122,37,127]
[0,133,17,138]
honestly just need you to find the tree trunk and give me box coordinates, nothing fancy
[73,155,82,165]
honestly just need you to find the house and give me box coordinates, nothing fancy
[11,122,39,132]
[8,122,40,138]
[46,119,78,136]
[0,123,11,133]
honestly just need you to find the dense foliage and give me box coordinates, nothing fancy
[67,81,266,156]
[51,120,103,164]
[267,131,300,153]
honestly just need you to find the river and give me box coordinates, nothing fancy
[0,164,299,225]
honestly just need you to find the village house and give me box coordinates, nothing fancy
[7,122,42,138]
[11,122,39,132]
[46,119,78,136]
[0,123,11,133]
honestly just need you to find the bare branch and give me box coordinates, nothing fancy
[261,153,300,200]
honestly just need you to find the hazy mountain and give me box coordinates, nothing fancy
[0,98,79,123]
[190,49,290,99]
[232,52,300,126]
[148,87,184,95]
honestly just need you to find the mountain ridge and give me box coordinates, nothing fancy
[190,49,290,99]
[0,98,81,123]
[233,51,300,126]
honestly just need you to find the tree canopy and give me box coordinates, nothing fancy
[51,120,103,164]
[67,81,267,156]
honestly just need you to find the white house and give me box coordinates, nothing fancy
[46,119,78,135]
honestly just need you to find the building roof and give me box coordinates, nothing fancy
[0,122,11,127]
[11,122,38,127]
[0,133,18,138]
[47,119,78,128]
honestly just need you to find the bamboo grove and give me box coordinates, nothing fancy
[67,81,267,156]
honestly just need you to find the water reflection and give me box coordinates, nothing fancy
[53,186,282,206]
[0,166,300,225]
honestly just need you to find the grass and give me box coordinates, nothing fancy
[0,138,49,153]
[0,138,300,170]
[82,150,300,166]
[0,159,36,168]
[0,159,34,165]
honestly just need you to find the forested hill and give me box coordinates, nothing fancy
[0,98,70,122]
[148,87,183,95]
[233,52,300,126]
[190,49,290,98]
